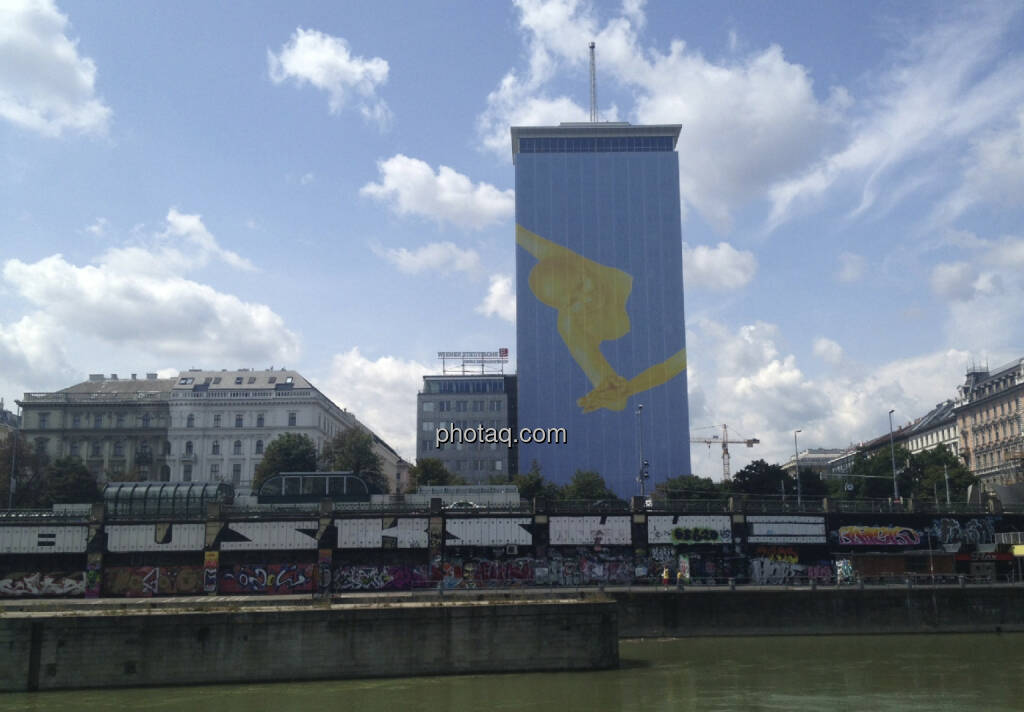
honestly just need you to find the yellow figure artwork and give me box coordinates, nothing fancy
[517,225,687,414]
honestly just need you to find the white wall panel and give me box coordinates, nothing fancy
[549,516,631,545]
[647,516,733,545]
[336,518,428,549]
[445,518,531,546]
[106,523,205,552]
[747,515,826,544]
[219,521,319,550]
[0,526,87,554]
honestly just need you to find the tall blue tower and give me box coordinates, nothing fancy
[511,122,691,497]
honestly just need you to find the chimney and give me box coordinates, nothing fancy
[110,374,118,380]
[131,374,137,380]
[89,374,104,382]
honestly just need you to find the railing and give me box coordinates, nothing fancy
[0,509,90,521]
[547,499,631,514]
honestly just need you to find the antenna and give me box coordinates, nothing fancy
[589,42,597,122]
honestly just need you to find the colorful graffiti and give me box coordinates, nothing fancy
[0,571,85,597]
[750,558,833,585]
[103,566,203,596]
[219,563,314,594]
[835,559,855,583]
[333,565,430,591]
[925,518,995,546]
[838,525,921,546]
[754,546,798,564]
[203,551,219,594]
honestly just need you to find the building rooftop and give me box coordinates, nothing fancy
[510,122,682,159]
[170,369,312,391]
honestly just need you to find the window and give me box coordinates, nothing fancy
[164,441,172,455]
[439,401,451,412]
[139,442,150,456]
[142,414,151,428]
[423,402,435,412]
[255,439,264,455]
[233,440,242,455]
[422,421,434,432]
[116,414,125,427]
[257,414,265,427]
[212,441,220,455]
[213,414,221,428]
[72,414,82,428]
[91,441,102,457]
[235,414,243,428]
[113,441,124,457]
[268,377,277,384]
[248,377,256,384]
[183,464,192,482]
[70,441,80,457]
[213,377,222,384]
[186,414,195,428]
[285,376,293,384]
[232,463,241,486]
[185,441,194,456]
[456,401,467,412]
[178,377,194,385]
[210,463,219,480]
[288,412,297,427]
[204,377,212,385]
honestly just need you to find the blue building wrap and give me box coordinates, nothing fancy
[514,137,691,496]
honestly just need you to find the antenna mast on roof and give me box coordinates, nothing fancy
[589,41,597,122]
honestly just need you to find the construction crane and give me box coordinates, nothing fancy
[690,424,760,481]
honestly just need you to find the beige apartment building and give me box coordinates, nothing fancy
[955,359,1024,490]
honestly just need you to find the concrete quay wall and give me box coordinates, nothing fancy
[0,598,618,692]
[613,585,1024,638]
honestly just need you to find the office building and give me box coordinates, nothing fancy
[511,122,691,495]
[955,359,1024,490]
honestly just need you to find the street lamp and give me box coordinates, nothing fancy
[794,430,802,508]
[635,404,648,497]
[888,409,899,501]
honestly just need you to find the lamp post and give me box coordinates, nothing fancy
[794,430,802,508]
[635,404,648,497]
[888,409,900,501]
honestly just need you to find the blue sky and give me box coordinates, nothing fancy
[2,0,1023,479]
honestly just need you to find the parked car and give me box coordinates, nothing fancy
[444,500,481,511]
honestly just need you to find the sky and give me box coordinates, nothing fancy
[2,0,1024,482]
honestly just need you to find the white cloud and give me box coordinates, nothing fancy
[476,274,516,323]
[0,0,111,136]
[481,0,845,230]
[85,217,107,236]
[687,317,971,478]
[376,241,483,277]
[322,348,430,461]
[836,252,866,283]
[930,261,979,301]
[268,28,390,127]
[767,5,1024,231]
[361,154,514,230]
[0,210,298,377]
[300,172,315,185]
[682,242,756,290]
[812,337,843,366]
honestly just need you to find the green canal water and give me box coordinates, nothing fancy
[2,634,1022,711]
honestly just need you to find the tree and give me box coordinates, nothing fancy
[508,461,561,502]
[654,475,727,500]
[907,444,977,504]
[847,447,913,499]
[41,457,101,505]
[319,428,387,493]
[559,470,621,501]
[796,467,829,498]
[409,458,464,489]
[731,459,789,496]
[253,433,317,490]
[0,436,49,508]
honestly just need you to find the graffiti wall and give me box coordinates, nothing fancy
[336,518,428,549]
[0,571,85,597]
[549,516,631,546]
[106,523,205,552]
[830,515,1000,549]
[219,563,315,594]
[103,566,203,596]
[648,515,733,545]
[748,546,833,585]
[747,516,826,544]
[333,564,430,591]
[837,525,921,546]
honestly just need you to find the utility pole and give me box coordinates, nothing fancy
[888,409,900,501]
[794,430,802,508]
